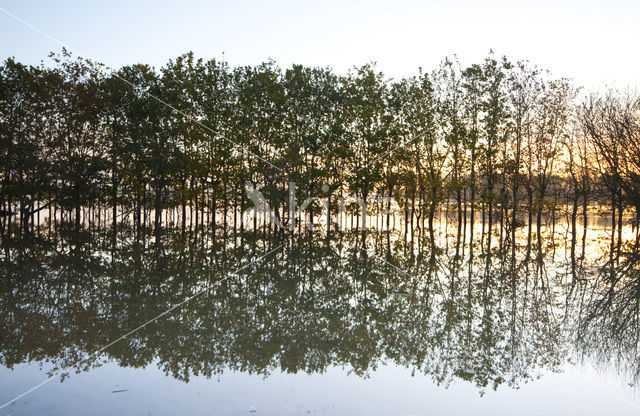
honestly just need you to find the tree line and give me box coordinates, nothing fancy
[1,49,639,246]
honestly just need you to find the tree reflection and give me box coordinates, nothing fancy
[575,244,640,385]
[0,222,637,394]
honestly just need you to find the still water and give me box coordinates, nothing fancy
[1,215,640,415]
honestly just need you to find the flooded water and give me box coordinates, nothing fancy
[1,215,640,415]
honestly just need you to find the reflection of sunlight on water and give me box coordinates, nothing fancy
[328,205,637,259]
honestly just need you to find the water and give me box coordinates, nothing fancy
[1,217,640,415]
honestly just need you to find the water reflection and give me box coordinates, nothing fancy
[0,220,639,397]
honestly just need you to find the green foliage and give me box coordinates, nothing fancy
[4,50,632,232]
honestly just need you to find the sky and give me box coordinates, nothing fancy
[0,0,638,91]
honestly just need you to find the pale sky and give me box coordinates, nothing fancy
[0,0,638,91]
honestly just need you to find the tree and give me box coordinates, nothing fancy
[0,58,60,233]
[342,64,389,238]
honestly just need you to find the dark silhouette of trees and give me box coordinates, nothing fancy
[1,50,639,247]
[579,91,640,249]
